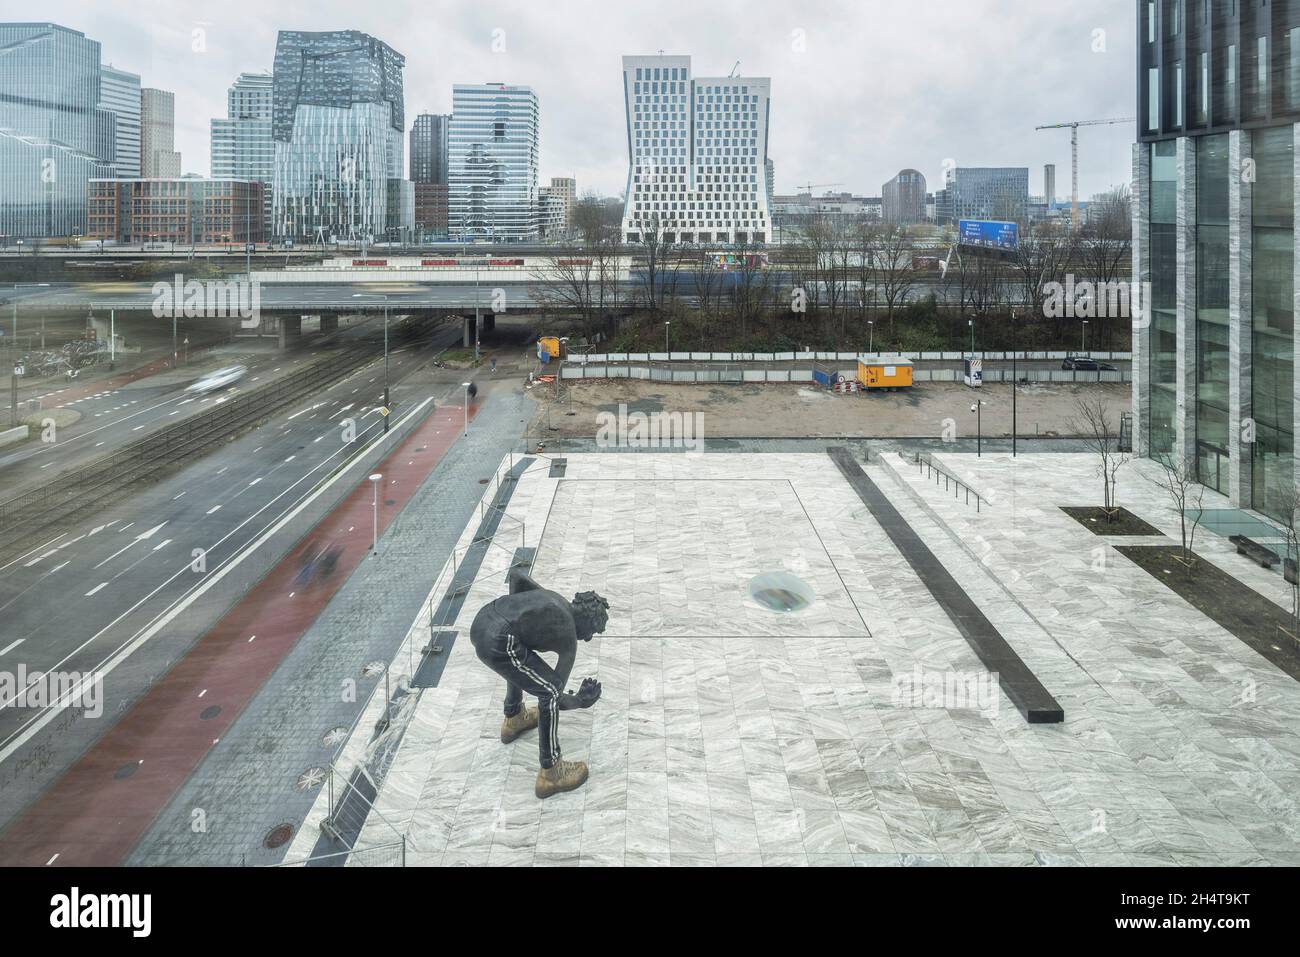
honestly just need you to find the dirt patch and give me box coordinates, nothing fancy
[1062,506,1163,537]
[1115,545,1300,682]
[528,378,1130,439]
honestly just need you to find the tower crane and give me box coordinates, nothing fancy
[1034,117,1135,229]
[792,182,844,196]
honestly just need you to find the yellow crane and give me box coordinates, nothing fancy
[1034,117,1135,229]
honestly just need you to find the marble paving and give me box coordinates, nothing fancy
[287,451,1300,866]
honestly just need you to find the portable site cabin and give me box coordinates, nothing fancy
[857,356,914,390]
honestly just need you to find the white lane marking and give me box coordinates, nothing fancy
[206,505,221,515]
[85,582,108,597]
[0,535,68,575]
[152,539,172,551]
[173,492,186,500]
[247,635,256,643]
[248,478,262,487]
[0,639,24,657]
[284,455,295,463]
[92,522,166,569]
[198,689,207,698]
[45,854,59,866]
[0,399,430,759]
[216,467,228,476]
[23,549,58,568]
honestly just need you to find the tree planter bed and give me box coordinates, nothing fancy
[1062,506,1162,537]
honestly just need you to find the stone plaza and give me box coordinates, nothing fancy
[285,448,1300,866]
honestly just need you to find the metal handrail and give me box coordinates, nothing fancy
[914,453,988,512]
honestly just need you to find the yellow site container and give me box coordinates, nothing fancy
[538,336,563,358]
[857,356,914,390]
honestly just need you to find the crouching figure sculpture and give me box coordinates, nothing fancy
[470,569,609,798]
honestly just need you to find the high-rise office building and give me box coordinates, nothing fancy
[100,64,141,178]
[882,168,927,224]
[140,87,181,177]
[1132,0,1300,519]
[410,112,450,184]
[448,83,540,241]
[620,55,772,245]
[271,30,406,242]
[211,72,274,228]
[0,23,116,239]
[934,167,1028,224]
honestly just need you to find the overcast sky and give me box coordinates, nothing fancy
[44,0,1137,200]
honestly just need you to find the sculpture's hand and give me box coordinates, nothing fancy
[574,677,602,709]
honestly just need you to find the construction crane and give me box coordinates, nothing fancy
[792,182,843,196]
[729,60,741,77]
[1034,117,1135,229]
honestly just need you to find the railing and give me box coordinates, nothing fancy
[914,453,988,512]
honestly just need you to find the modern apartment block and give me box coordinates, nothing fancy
[448,83,540,241]
[882,168,928,224]
[933,166,1029,224]
[211,72,273,228]
[100,64,141,178]
[271,30,406,242]
[620,55,772,244]
[140,87,181,178]
[87,177,264,244]
[538,175,576,238]
[411,112,450,238]
[410,112,450,185]
[1133,0,1300,521]
[0,23,117,239]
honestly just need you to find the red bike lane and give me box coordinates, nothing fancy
[0,400,479,866]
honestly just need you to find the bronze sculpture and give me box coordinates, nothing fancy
[470,570,608,798]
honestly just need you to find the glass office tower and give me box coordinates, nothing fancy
[100,64,141,178]
[271,30,406,242]
[0,23,116,240]
[448,83,540,241]
[212,72,274,228]
[1134,0,1300,520]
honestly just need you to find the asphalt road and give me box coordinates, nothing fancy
[0,319,470,825]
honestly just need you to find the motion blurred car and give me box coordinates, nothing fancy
[186,364,247,394]
[1061,356,1116,372]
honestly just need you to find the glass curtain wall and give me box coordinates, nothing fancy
[1196,133,1231,492]
[1149,140,1179,455]
[1251,127,1295,520]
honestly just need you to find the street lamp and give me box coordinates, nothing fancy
[868,320,875,355]
[664,320,670,356]
[1011,309,1018,458]
[462,382,471,436]
[971,401,984,457]
[369,473,383,553]
[352,293,391,432]
[967,316,975,357]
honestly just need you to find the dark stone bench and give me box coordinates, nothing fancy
[1230,535,1279,569]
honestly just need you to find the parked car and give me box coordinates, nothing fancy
[1062,356,1116,372]
[186,364,247,394]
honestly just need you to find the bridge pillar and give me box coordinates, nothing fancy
[463,315,475,348]
[320,314,339,334]
[483,313,496,333]
[279,316,302,348]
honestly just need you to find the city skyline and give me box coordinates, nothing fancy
[31,0,1135,201]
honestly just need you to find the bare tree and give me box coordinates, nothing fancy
[1070,396,1129,517]
[1079,186,1133,350]
[871,224,918,335]
[635,213,666,311]
[1150,451,1206,569]
[1012,220,1076,327]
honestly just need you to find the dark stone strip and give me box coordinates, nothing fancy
[828,447,1064,724]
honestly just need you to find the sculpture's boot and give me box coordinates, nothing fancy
[535,760,589,799]
[500,707,539,744]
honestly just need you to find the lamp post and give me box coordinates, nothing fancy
[353,293,391,432]
[971,400,984,457]
[868,320,875,354]
[462,381,472,436]
[369,473,383,553]
[1011,309,1018,458]
[664,320,670,356]
[967,316,975,357]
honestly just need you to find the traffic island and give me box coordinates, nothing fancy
[1115,544,1300,682]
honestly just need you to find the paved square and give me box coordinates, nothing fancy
[287,451,1300,866]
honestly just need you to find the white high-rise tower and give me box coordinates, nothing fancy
[621,55,771,245]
